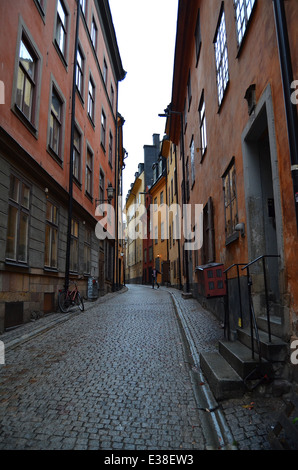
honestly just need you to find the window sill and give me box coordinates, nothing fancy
[225,231,239,246]
[13,105,38,138]
[47,146,63,167]
[44,267,59,273]
[5,260,29,269]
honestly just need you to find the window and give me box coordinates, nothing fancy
[49,86,63,159]
[84,229,91,274]
[91,16,97,50]
[87,77,95,122]
[190,137,195,185]
[99,170,105,203]
[101,110,106,148]
[55,0,68,58]
[222,160,238,243]
[16,38,38,124]
[73,126,81,183]
[76,46,84,96]
[79,0,86,16]
[103,59,108,85]
[86,148,93,196]
[160,191,164,205]
[195,9,202,65]
[203,197,215,263]
[161,222,165,241]
[45,200,58,269]
[108,131,113,167]
[214,7,229,107]
[199,91,207,158]
[70,219,79,272]
[234,0,256,46]
[110,84,114,109]
[187,71,192,110]
[6,175,30,263]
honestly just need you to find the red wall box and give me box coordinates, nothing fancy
[196,263,226,298]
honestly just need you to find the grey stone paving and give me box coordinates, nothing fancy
[0,285,206,450]
[0,284,291,451]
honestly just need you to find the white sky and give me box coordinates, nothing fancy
[108,0,179,201]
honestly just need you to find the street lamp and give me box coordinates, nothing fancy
[96,183,115,205]
[158,108,190,293]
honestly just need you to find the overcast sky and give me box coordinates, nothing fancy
[108,0,179,201]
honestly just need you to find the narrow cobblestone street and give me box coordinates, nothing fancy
[0,285,288,452]
[0,285,210,451]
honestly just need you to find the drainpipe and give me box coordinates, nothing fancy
[272,0,298,233]
[65,0,80,292]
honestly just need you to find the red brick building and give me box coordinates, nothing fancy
[0,0,125,331]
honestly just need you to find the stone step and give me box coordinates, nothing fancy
[237,326,288,362]
[218,340,274,380]
[256,315,283,338]
[200,351,245,401]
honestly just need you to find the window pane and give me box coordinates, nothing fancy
[6,206,18,260]
[19,41,35,78]
[18,212,29,262]
[16,68,25,110]
[51,91,61,119]
[51,228,58,267]
[21,183,30,208]
[9,175,20,202]
[44,224,51,266]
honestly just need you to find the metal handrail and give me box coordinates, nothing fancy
[224,263,247,340]
[241,255,280,360]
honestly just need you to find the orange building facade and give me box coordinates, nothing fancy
[0,0,125,331]
[164,0,298,380]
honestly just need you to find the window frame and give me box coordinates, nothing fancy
[199,91,207,161]
[84,228,91,274]
[108,130,113,167]
[213,4,229,108]
[70,218,79,273]
[12,24,42,135]
[73,125,82,185]
[87,75,95,124]
[85,146,93,198]
[6,174,31,265]
[48,82,65,163]
[76,44,85,99]
[222,158,239,245]
[195,8,202,66]
[234,0,257,50]
[44,199,59,270]
[54,0,70,64]
[101,109,106,150]
[90,16,98,51]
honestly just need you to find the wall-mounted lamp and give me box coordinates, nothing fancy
[235,222,245,237]
[95,183,115,205]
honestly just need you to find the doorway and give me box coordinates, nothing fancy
[242,85,283,311]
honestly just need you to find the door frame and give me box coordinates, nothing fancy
[242,84,284,266]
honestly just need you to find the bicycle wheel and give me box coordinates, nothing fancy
[58,290,71,313]
[75,292,84,311]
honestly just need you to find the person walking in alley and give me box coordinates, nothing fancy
[152,267,160,289]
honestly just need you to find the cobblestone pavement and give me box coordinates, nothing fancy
[0,285,208,451]
[0,285,290,451]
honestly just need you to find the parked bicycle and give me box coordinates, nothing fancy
[58,281,84,313]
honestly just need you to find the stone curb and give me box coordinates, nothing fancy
[167,289,237,450]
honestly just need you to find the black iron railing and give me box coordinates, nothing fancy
[224,263,247,340]
[241,254,280,360]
